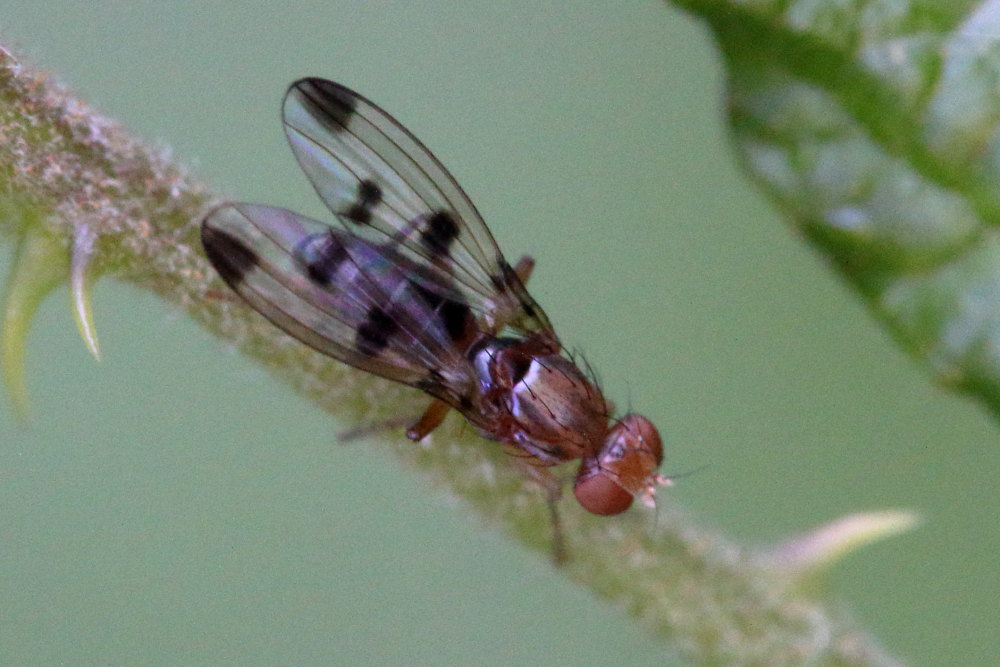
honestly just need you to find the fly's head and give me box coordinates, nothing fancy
[573,413,666,515]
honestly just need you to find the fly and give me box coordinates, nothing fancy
[201,79,668,554]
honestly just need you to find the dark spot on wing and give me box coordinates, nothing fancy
[439,299,474,342]
[358,179,382,204]
[411,281,473,343]
[296,231,349,286]
[356,306,398,357]
[341,179,382,226]
[420,210,459,256]
[342,204,372,225]
[293,78,357,133]
[201,225,259,288]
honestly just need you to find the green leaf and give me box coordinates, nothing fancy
[672,0,1000,417]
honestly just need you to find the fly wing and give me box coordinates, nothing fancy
[201,202,479,408]
[282,77,555,339]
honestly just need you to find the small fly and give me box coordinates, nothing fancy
[201,79,668,555]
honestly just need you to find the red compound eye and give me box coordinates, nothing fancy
[573,469,634,515]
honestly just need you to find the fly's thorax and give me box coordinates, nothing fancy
[472,338,609,462]
[573,413,664,515]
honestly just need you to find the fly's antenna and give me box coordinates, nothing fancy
[662,463,711,483]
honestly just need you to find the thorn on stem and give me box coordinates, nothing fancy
[71,224,101,361]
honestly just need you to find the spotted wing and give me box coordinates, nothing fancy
[282,78,555,339]
[201,202,479,407]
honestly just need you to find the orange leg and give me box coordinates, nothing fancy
[339,399,450,443]
[406,399,451,441]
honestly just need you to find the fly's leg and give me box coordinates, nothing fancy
[523,464,568,566]
[339,399,451,443]
[513,255,535,284]
[405,399,451,441]
[504,446,568,565]
[204,288,242,303]
[544,482,567,566]
[338,415,415,442]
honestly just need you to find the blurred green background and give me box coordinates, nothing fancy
[0,2,997,665]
